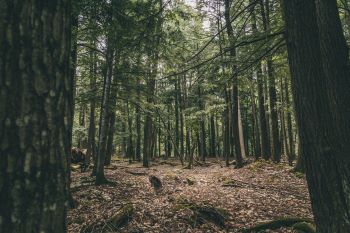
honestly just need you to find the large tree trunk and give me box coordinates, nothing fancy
[282,0,350,231]
[0,1,71,232]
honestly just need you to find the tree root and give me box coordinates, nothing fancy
[292,221,316,233]
[174,197,229,228]
[242,217,314,232]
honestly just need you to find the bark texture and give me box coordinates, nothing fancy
[282,0,350,231]
[0,1,71,232]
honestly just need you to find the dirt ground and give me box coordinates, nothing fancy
[68,158,313,233]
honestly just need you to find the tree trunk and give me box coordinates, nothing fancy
[256,65,270,160]
[223,88,231,166]
[210,114,217,157]
[175,78,180,159]
[126,102,134,161]
[285,77,295,163]
[267,59,281,162]
[136,76,142,162]
[282,0,350,231]
[237,97,246,159]
[86,48,97,167]
[224,0,244,168]
[216,116,221,157]
[105,113,116,166]
[0,1,71,232]
[121,121,127,158]
[198,86,207,162]
[78,104,86,148]
[166,113,172,159]
[179,78,185,160]
[96,39,114,184]
[251,83,261,159]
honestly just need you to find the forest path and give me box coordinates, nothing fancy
[68,159,312,233]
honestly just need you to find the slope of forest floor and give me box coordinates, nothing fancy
[68,158,313,233]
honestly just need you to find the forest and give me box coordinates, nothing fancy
[0,0,349,232]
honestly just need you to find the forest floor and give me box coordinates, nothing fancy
[68,158,313,233]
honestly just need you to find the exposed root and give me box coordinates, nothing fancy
[174,197,229,228]
[292,221,316,233]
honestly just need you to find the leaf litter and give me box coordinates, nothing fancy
[68,159,312,233]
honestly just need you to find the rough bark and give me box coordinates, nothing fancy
[0,1,71,232]
[282,0,350,231]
